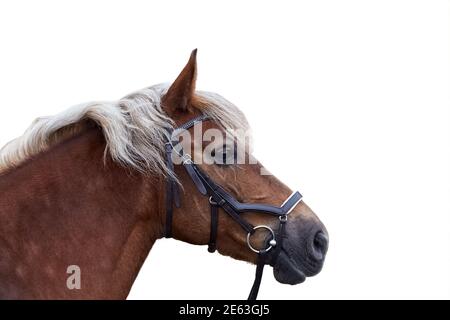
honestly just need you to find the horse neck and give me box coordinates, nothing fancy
[0,127,164,299]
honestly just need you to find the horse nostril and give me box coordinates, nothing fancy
[312,231,329,260]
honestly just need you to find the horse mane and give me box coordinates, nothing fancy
[0,83,249,176]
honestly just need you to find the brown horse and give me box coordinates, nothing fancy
[0,50,328,299]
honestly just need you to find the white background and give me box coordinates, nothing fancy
[0,1,448,299]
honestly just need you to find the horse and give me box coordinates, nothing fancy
[0,50,328,299]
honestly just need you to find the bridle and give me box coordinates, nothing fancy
[164,115,303,300]
[164,114,303,300]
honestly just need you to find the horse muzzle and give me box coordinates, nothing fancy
[271,221,329,285]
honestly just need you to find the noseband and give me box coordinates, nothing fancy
[164,115,302,300]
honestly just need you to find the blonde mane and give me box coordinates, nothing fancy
[0,84,249,176]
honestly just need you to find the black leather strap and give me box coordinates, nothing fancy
[271,218,287,264]
[165,144,175,238]
[183,161,208,195]
[211,185,302,216]
[164,115,210,238]
[208,202,219,253]
[247,218,287,300]
[248,251,268,300]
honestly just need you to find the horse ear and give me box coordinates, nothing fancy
[163,49,198,114]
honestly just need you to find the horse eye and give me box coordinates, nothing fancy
[213,144,236,166]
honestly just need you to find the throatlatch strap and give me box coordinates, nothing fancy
[165,181,173,238]
[165,144,174,238]
[208,204,219,253]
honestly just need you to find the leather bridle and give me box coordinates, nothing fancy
[164,114,303,300]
